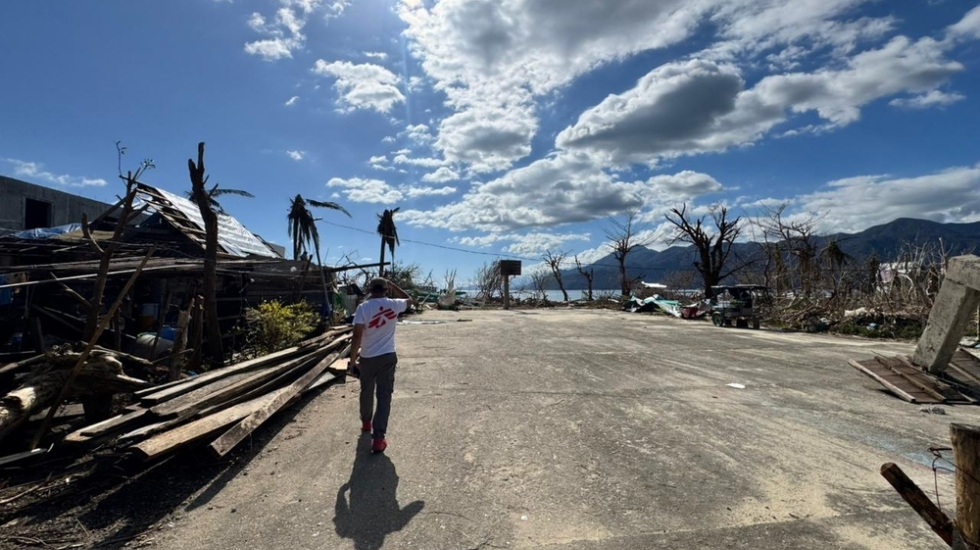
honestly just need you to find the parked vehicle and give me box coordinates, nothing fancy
[709,285,770,329]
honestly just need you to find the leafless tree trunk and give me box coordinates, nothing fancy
[664,204,744,299]
[574,255,594,301]
[475,261,502,302]
[188,142,224,367]
[530,270,550,301]
[543,250,569,302]
[604,209,650,298]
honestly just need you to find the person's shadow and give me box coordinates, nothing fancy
[334,434,425,550]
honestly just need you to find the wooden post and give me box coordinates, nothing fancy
[30,317,44,353]
[169,297,194,380]
[880,462,954,546]
[150,283,173,359]
[503,275,510,310]
[951,424,980,546]
[30,247,155,449]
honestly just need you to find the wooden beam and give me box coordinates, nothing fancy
[139,345,309,405]
[848,360,919,403]
[29,247,155,449]
[208,349,342,458]
[149,351,325,419]
[880,462,953,547]
[131,390,282,461]
[950,424,980,547]
[883,357,947,401]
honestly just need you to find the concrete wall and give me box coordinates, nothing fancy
[0,176,114,232]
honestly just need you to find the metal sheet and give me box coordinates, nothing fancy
[136,185,278,258]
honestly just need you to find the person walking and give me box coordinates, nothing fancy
[351,277,412,453]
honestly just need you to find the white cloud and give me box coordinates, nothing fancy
[890,89,965,109]
[364,51,388,60]
[398,0,901,173]
[795,164,980,233]
[647,171,723,196]
[421,167,460,183]
[392,154,445,168]
[382,136,396,144]
[327,177,403,204]
[557,29,968,165]
[286,150,306,161]
[407,76,425,92]
[369,155,387,164]
[400,152,639,232]
[4,159,107,187]
[403,123,435,144]
[245,38,299,61]
[312,60,406,114]
[285,95,300,106]
[402,185,457,198]
[400,150,724,233]
[947,5,980,41]
[454,231,590,257]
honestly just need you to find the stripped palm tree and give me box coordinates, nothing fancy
[377,207,400,277]
[185,183,254,214]
[288,195,350,319]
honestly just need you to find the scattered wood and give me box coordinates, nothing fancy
[849,355,977,404]
[0,352,150,441]
[950,424,980,546]
[880,462,953,546]
[208,349,343,457]
[131,389,283,461]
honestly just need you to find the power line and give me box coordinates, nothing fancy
[317,219,690,273]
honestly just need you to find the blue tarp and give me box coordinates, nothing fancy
[11,224,82,240]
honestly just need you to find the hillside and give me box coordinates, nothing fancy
[546,217,980,290]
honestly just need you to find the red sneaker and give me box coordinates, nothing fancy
[362,421,372,432]
[371,439,388,453]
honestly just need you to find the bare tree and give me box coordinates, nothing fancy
[574,254,595,301]
[81,143,154,342]
[474,261,502,302]
[529,269,550,301]
[604,209,651,297]
[543,250,569,302]
[664,204,744,298]
[760,205,820,298]
[188,142,224,366]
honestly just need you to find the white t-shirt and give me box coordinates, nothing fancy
[353,297,409,358]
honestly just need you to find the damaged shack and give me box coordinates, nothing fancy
[0,181,351,362]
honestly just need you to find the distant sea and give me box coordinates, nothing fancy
[509,289,617,302]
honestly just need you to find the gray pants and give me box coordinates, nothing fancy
[358,352,397,440]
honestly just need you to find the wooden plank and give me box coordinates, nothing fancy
[133,376,192,398]
[305,371,339,392]
[849,360,921,403]
[73,409,148,438]
[130,389,284,461]
[895,356,977,403]
[951,424,980,546]
[207,350,342,458]
[0,354,46,376]
[138,346,307,405]
[880,357,948,401]
[880,462,953,546]
[138,329,350,406]
[149,350,327,419]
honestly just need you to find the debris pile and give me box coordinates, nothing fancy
[0,327,351,465]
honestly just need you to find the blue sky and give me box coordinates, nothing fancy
[2,0,980,287]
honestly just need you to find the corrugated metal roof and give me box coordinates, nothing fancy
[134,183,280,259]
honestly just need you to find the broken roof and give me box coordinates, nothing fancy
[134,183,280,259]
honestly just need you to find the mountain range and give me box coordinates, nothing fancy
[544,218,980,290]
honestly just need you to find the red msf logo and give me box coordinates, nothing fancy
[368,306,398,328]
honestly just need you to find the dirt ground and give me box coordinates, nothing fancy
[1,308,972,549]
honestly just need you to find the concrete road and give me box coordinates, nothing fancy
[150,309,975,550]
